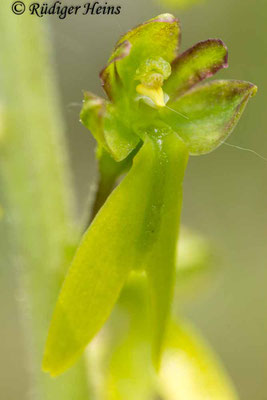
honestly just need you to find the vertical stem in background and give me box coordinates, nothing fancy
[0,3,90,399]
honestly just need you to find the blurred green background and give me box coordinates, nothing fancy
[0,0,266,398]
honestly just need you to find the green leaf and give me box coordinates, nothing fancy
[160,320,239,400]
[80,91,139,161]
[164,39,228,99]
[160,80,257,154]
[102,14,180,98]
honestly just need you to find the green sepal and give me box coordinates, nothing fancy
[102,14,180,98]
[160,80,257,155]
[100,40,131,101]
[80,91,139,161]
[80,91,106,147]
[164,39,228,99]
[116,14,180,63]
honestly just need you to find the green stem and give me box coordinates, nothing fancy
[89,147,137,224]
[0,4,90,399]
[90,172,117,223]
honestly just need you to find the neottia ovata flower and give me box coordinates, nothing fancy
[43,14,257,376]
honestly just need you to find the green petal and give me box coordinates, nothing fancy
[102,14,180,99]
[164,39,228,99]
[80,91,139,161]
[160,320,238,400]
[160,80,257,155]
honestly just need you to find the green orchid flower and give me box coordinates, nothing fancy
[43,13,257,376]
